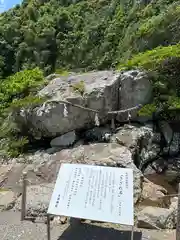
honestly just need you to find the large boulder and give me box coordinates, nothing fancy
[15,71,121,138]
[14,70,152,138]
[13,143,143,216]
[43,143,143,204]
[50,131,77,148]
[111,124,158,170]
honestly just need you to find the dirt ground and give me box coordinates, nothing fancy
[0,211,176,240]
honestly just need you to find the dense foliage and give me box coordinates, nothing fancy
[119,44,180,116]
[0,0,179,77]
[0,68,47,157]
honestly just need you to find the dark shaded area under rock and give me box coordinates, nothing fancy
[58,223,142,240]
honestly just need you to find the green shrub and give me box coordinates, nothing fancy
[118,44,180,70]
[72,80,85,95]
[138,103,157,116]
[167,96,180,109]
[0,68,48,158]
[0,68,47,103]
[9,95,48,111]
[0,137,29,158]
[118,44,180,117]
[0,113,29,157]
[55,69,70,76]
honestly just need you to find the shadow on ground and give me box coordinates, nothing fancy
[58,223,142,240]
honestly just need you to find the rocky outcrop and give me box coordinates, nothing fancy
[14,70,152,139]
[111,124,158,170]
[52,143,143,203]
[112,124,180,176]
[50,131,77,148]
[15,71,121,139]
[140,179,169,208]
[1,122,179,229]
[117,70,152,121]
[11,143,143,216]
[137,206,176,229]
[83,127,112,142]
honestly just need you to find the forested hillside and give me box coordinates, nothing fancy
[0,0,179,78]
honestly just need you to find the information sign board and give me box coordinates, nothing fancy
[48,163,134,225]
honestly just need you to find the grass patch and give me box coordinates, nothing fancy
[72,80,85,95]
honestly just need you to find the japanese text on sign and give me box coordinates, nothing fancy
[48,164,134,225]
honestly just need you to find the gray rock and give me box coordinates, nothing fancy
[54,143,143,203]
[159,121,173,145]
[111,124,156,169]
[20,144,143,204]
[143,165,157,176]
[13,144,143,216]
[164,133,180,155]
[14,71,121,138]
[14,183,54,217]
[111,124,153,149]
[117,70,152,121]
[84,127,112,142]
[13,70,152,138]
[46,73,61,81]
[170,197,178,210]
[154,156,180,184]
[140,179,169,208]
[45,147,61,154]
[137,206,175,229]
[50,131,76,147]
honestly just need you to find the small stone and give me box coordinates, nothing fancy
[60,216,68,224]
[52,216,68,225]
[50,131,76,148]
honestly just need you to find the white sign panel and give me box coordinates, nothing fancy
[48,164,134,225]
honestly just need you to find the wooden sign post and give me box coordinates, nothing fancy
[176,183,180,240]
[21,172,27,221]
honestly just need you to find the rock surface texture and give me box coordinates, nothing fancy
[14,183,54,217]
[111,124,157,170]
[10,143,143,215]
[140,178,169,208]
[117,70,152,121]
[14,70,152,139]
[137,206,176,229]
[50,131,77,147]
[15,71,121,138]
[53,143,143,203]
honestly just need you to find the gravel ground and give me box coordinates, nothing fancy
[0,211,176,240]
